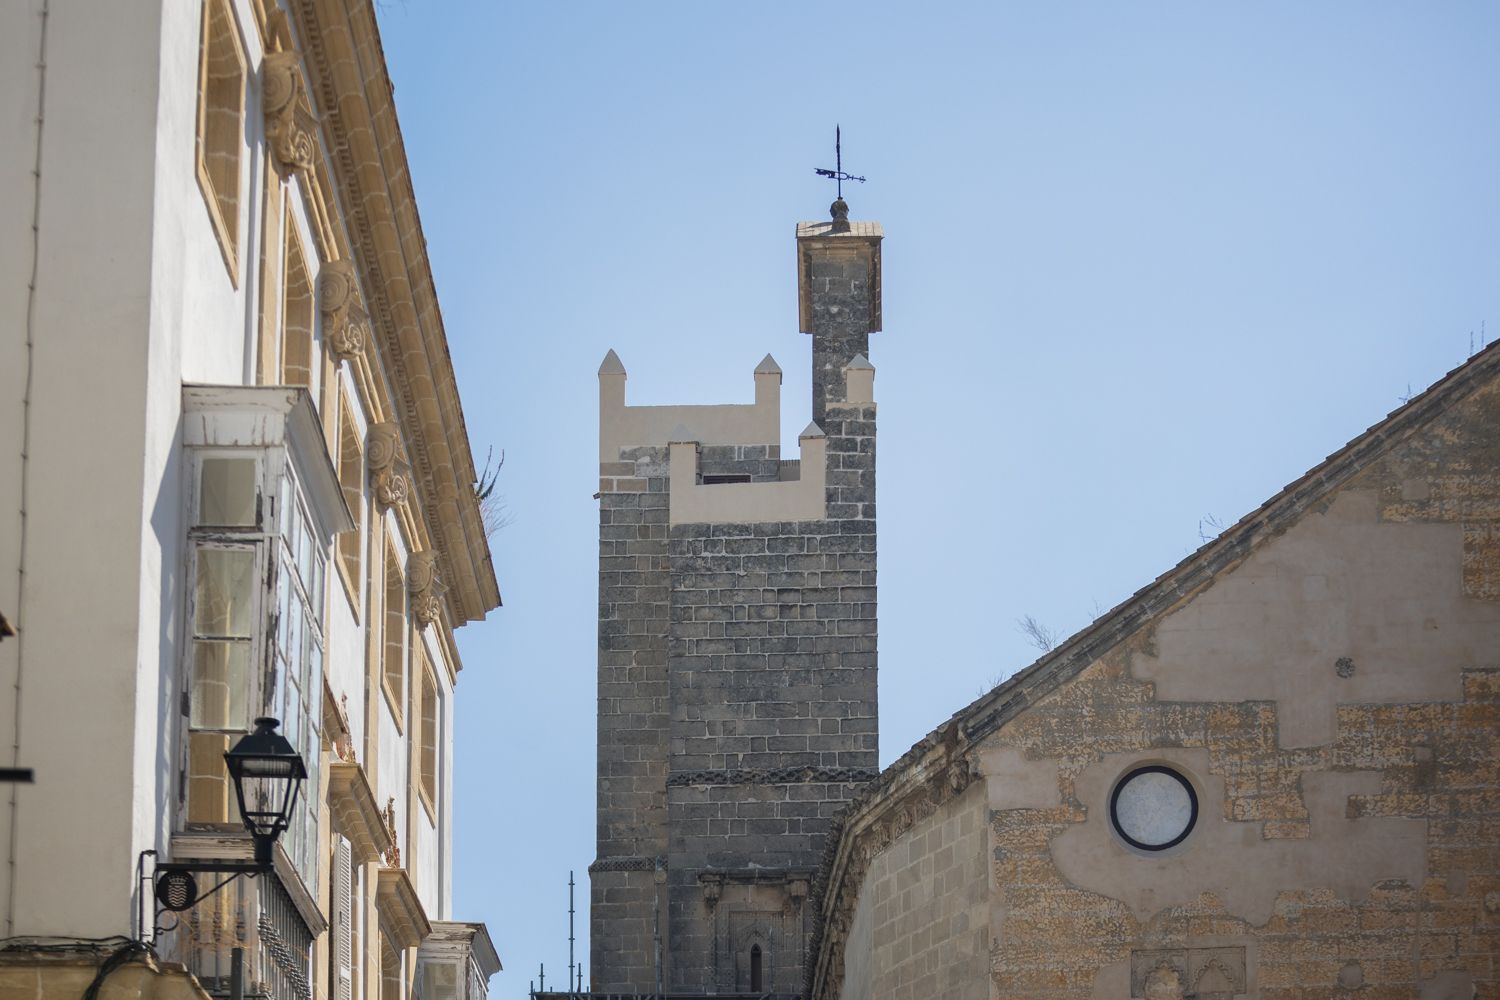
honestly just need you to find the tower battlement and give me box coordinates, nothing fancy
[599,351,783,462]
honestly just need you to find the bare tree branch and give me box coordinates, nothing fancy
[1016,614,1059,653]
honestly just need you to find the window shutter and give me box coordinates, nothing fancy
[334,836,354,1000]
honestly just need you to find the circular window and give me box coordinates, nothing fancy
[1109,764,1198,851]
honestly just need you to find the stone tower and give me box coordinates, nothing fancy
[589,203,882,996]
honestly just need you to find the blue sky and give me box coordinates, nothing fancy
[373,3,1500,993]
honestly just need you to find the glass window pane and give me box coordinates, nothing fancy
[297,514,313,589]
[186,731,232,823]
[190,640,250,730]
[195,548,256,637]
[426,962,459,1000]
[199,458,257,527]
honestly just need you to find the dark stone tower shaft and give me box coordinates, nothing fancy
[590,207,882,997]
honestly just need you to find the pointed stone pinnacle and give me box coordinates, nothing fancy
[755,353,783,376]
[598,349,625,376]
[667,423,696,444]
[799,421,825,439]
[844,353,874,371]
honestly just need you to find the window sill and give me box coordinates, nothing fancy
[381,678,405,735]
[417,784,436,825]
[335,549,361,622]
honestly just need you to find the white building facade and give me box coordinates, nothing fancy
[0,2,501,998]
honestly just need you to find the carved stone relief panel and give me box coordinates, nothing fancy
[1130,947,1246,1000]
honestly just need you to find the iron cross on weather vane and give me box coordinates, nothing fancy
[814,125,866,200]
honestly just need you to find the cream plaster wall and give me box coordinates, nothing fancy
[0,0,171,937]
[668,435,826,526]
[0,0,43,935]
[986,747,1427,929]
[1136,490,1500,747]
[599,365,780,461]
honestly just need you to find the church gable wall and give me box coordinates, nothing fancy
[971,375,1500,1000]
[808,356,1500,1000]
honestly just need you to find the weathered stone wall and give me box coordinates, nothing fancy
[807,339,1500,1000]
[835,782,989,1000]
[663,393,878,993]
[591,447,671,992]
[972,375,1500,1000]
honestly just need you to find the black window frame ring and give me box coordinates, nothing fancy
[1109,763,1199,852]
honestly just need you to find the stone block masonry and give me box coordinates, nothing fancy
[591,210,884,996]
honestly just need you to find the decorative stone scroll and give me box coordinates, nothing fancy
[261,50,317,173]
[408,551,444,629]
[366,422,411,512]
[318,260,370,361]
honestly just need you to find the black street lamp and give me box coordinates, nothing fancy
[148,717,307,924]
[224,717,308,865]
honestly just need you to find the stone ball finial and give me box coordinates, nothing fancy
[830,197,850,232]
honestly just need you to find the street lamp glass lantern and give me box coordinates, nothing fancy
[224,717,307,862]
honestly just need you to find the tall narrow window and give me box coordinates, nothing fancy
[195,0,246,281]
[331,837,354,1000]
[270,472,326,885]
[382,543,406,727]
[186,456,259,824]
[336,394,363,591]
[281,210,315,389]
[417,654,438,814]
[750,944,763,993]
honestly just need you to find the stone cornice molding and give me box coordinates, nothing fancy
[367,421,412,512]
[261,49,317,174]
[666,765,877,788]
[408,550,444,630]
[586,855,657,874]
[318,259,370,363]
[290,0,500,625]
[327,761,392,865]
[375,867,431,949]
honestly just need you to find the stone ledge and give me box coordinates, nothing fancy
[375,867,431,949]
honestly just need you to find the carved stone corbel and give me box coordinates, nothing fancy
[262,50,317,173]
[408,551,444,630]
[318,260,370,362]
[700,874,722,910]
[366,422,411,512]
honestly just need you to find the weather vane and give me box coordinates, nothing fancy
[814,125,866,200]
